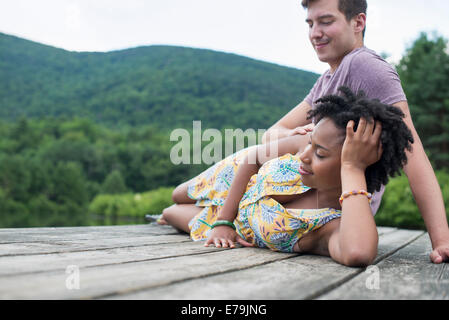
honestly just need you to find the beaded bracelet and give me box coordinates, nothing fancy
[339,190,373,206]
[211,220,236,230]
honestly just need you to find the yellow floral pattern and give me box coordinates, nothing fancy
[187,147,342,252]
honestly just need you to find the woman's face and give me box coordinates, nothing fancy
[299,118,345,191]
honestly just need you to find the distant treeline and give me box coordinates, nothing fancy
[0,118,204,227]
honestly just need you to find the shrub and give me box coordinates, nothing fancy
[100,170,128,194]
[88,186,174,220]
[375,170,449,230]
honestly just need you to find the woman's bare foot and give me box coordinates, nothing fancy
[157,216,168,225]
[145,214,167,225]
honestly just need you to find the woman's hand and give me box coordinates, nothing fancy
[204,225,254,248]
[341,118,383,172]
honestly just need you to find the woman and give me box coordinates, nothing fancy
[160,87,414,267]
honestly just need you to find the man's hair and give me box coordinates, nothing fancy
[301,0,367,21]
[307,86,414,193]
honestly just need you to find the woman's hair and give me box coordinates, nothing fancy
[307,86,414,193]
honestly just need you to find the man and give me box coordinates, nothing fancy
[262,0,449,264]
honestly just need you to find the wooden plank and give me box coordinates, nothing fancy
[376,226,398,235]
[0,225,395,244]
[105,229,424,300]
[0,224,179,243]
[0,226,400,266]
[0,226,398,259]
[0,234,191,257]
[0,225,396,244]
[0,225,419,300]
[0,240,229,277]
[0,246,296,299]
[317,233,448,300]
[0,224,153,235]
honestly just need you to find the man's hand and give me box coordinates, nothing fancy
[430,244,449,264]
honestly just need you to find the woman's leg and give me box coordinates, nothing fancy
[171,178,197,204]
[171,146,256,206]
[162,147,255,225]
[158,178,197,225]
[161,203,203,233]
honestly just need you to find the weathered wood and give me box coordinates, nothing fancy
[0,224,178,244]
[105,229,424,300]
[0,224,432,300]
[0,226,396,257]
[0,246,295,299]
[318,233,448,300]
[0,234,190,257]
[0,224,160,235]
[374,226,398,235]
[0,240,224,276]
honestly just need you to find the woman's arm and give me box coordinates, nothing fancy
[328,119,381,267]
[334,166,378,266]
[205,134,309,248]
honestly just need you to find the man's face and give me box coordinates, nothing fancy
[305,0,360,71]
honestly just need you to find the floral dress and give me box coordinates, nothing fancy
[187,147,342,253]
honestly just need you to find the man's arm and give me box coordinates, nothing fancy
[395,101,449,263]
[262,100,313,144]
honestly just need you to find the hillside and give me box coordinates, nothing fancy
[0,32,319,130]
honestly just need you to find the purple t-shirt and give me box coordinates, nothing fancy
[305,46,407,215]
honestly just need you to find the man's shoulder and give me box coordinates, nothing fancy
[306,46,406,107]
[349,46,381,60]
[340,47,406,104]
[345,47,395,74]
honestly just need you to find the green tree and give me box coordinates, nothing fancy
[101,170,128,194]
[50,161,88,206]
[397,32,449,168]
[0,187,30,227]
[0,154,31,202]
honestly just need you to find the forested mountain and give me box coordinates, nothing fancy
[0,32,319,130]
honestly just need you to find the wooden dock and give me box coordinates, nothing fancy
[0,224,447,300]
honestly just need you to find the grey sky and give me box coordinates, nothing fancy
[1,0,448,74]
